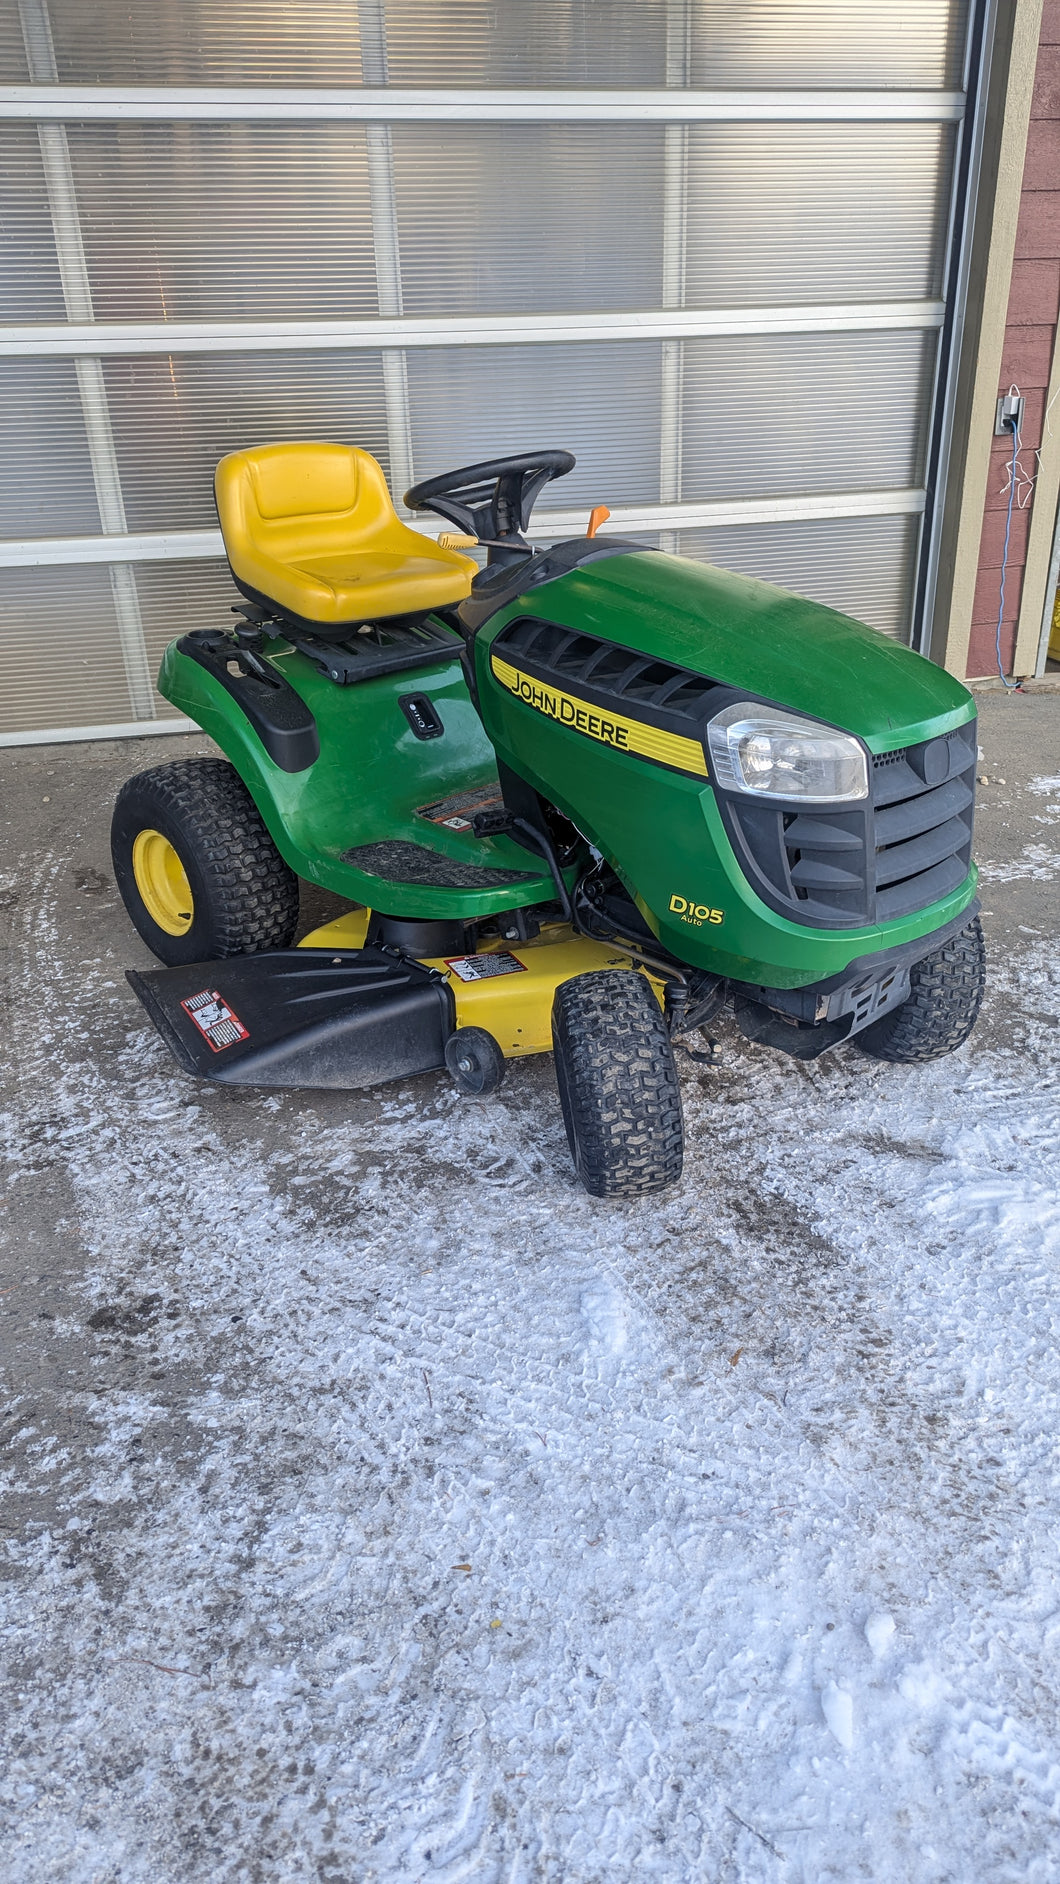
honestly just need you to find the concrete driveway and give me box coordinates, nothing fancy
[1,691,1058,1883]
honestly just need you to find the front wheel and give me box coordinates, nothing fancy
[551,970,684,1198]
[112,758,300,966]
[854,915,986,1063]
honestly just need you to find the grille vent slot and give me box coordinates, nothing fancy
[870,728,976,918]
[494,617,719,728]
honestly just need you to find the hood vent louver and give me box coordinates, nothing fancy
[493,617,721,734]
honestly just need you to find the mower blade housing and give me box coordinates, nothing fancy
[127,947,454,1090]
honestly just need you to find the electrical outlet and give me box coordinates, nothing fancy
[995,393,1025,435]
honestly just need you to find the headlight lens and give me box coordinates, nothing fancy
[706,703,868,804]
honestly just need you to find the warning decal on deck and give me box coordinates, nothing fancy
[445,953,527,983]
[180,989,250,1052]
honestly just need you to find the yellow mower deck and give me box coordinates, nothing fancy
[299,911,663,1058]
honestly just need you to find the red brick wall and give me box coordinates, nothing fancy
[966,1,1060,677]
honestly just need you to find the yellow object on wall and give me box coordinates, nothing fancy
[1050,587,1060,665]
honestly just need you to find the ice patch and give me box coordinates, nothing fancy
[865,1613,896,1657]
[821,1681,854,1749]
[899,1663,947,1710]
[580,1281,629,1355]
[978,843,1060,881]
[4,824,1060,1882]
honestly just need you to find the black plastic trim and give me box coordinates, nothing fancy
[459,539,648,632]
[731,899,980,1059]
[127,949,455,1091]
[177,630,320,773]
[286,623,462,685]
[738,899,981,1011]
[341,839,539,889]
[487,611,725,744]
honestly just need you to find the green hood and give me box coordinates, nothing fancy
[514,550,974,751]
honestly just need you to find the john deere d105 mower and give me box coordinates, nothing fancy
[112,443,983,1196]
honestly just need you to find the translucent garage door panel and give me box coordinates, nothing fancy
[684,125,956,309]
[382,0,668,87]
[0,126,66,322]
[0,561,275,735]
[133,559,248,686]
[392,125,664,317]
[34,0,665,86]
[676,515,922,641]
[35,1,364,84]
[0,362,101,538]
[0,565,133,734]
[21,0,967,89]
[100,351,390,534]
[690,0,968,89]
[0,1,28,79]
[406,344,663,511]
[680,331,937,503]
[66,124,378,325]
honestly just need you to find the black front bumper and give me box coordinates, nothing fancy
[731,900,980,1059]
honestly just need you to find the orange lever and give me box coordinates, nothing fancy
[586,505,611,539]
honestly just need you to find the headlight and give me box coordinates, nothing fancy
[706,703,868,804]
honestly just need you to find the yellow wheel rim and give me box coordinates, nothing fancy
[131,828,194,936]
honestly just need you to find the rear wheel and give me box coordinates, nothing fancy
[112,758,299,966]
[854,915,985,1063]
[551,969,684,1197]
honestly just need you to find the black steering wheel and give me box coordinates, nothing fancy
[404,450,576,554]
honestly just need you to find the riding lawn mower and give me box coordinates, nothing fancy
[112,443,984,1196]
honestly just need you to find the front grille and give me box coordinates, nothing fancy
[716,720,976,929]
[869,730,977,919]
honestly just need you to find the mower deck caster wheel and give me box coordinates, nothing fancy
[445,1027,506,1096]
[551,969,684,1198]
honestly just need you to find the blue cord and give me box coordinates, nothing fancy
[995,418,1022,690]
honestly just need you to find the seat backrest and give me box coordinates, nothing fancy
[215,442,403,574]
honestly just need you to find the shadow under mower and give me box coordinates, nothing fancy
[113,442,984,1198]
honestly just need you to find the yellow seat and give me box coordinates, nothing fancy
[214,442,478,632]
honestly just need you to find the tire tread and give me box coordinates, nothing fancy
[552,970,684,1197]
[855,915,985,1064]
[112,758,299,962]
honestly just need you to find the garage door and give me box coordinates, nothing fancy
[0,0,977,739]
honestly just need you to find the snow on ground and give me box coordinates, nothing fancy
[978,774,1060,883]
[1,835,1059,1882]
